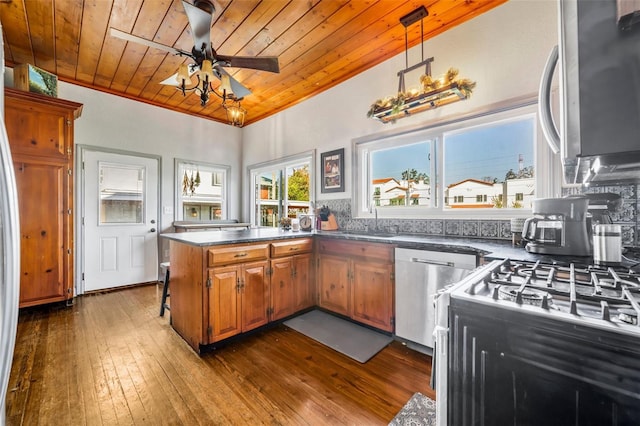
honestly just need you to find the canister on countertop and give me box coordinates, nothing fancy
[510,218,526,246]
[593,224,622,265]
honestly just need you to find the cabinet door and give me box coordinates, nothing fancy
[293,254,313,311]
[351,260,394,332]
[209,266,241,342]
[270,257,294,321]
[14,159,70,306]
[5,98,70,160]
[241,260,270,332]
[317,255,350,316]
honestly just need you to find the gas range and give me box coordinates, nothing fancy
[450,258,640,337]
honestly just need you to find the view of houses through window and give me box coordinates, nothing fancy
[99,163,144,224]
[253,157,312,228]
[371,141,432,208]
[443,115,535,209]
[366,112,536,213]
[176,160,228,221]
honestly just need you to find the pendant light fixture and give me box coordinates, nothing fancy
[367,6,476,123]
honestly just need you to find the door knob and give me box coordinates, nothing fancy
[150,228,156,233]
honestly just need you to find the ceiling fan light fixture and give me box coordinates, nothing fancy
[200,59,215,82]
[177,64,191,83]
[220,74,233,95]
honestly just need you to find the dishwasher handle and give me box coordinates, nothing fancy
[410,257,456,268]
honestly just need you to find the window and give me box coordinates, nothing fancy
[99,163,144,224]
[175,159,229,221]
[249,151,315,228]
[353,100,558,219]
[443,115,535,210]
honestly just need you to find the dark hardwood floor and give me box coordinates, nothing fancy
[6,284,433,425]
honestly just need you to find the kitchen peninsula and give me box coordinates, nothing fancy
[162,228,566,353]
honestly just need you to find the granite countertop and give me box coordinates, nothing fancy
[161,227,587,264]
[161,228,315,246]
[162,228,640,271]
[313,230,594,264]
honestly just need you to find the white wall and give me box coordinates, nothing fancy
[241,0,559,218]
[3,71,243,232]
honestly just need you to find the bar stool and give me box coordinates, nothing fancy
[159,262,170,317]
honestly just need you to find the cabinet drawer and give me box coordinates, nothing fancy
[270,238,313,258]
[208,243,269,266]
[317,238,393,262]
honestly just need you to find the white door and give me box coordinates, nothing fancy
[83,150,159,292]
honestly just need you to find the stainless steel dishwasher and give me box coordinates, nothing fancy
[394,248,476,352]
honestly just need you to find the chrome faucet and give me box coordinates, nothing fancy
[369,201,378,232]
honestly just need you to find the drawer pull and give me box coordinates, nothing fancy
[289,247,299,251]
[234,253,248,258]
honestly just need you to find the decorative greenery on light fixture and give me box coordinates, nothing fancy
[367,6,476,124]
[367,66,476,122]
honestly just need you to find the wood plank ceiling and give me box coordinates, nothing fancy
[1,0,508,126]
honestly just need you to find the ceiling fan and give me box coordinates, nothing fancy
[110,0,279,107]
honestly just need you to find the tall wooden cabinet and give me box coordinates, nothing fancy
[4,88,83,307]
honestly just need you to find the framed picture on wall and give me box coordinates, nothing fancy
[321,148,345,193]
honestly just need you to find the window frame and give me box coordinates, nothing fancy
[352,97,560,220]
[174,158,230,221]
[247,150,316,228]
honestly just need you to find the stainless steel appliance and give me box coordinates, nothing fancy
[539,0,640,185]
[522,197,592,256]
[394,248,475,352]
[435,259,640,425]
[0,25,21,425]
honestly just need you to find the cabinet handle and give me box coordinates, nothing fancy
[234,253,248,258]
[289,247,299,251]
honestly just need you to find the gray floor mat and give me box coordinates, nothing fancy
[284,310,393,363]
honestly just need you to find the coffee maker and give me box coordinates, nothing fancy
[522,197,592,256]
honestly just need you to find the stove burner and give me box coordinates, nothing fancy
[497,286,551,307]
[619,308,638,325]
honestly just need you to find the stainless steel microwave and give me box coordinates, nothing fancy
[539,0,640,185]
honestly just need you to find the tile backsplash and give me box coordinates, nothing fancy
[319,182,639,247]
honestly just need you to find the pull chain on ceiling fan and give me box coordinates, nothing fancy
[110,0,280,126]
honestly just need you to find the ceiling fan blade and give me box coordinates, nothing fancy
[110,28,191,57]
[181,0,214,57]
[215,67,251,99]
[216,55,280,73]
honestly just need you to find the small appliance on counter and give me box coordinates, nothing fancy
[522,197,592,256]
[567,192,622,226]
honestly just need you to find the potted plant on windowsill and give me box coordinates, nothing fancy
[279,217,292,230]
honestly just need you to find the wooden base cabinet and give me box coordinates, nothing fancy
[317,255,350,316]
[169,237,313,353]
[270,239,313,321]
[317,238,395,332]
[5,88,82,307]
[351,260,394,331]
[208,260,270,343]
